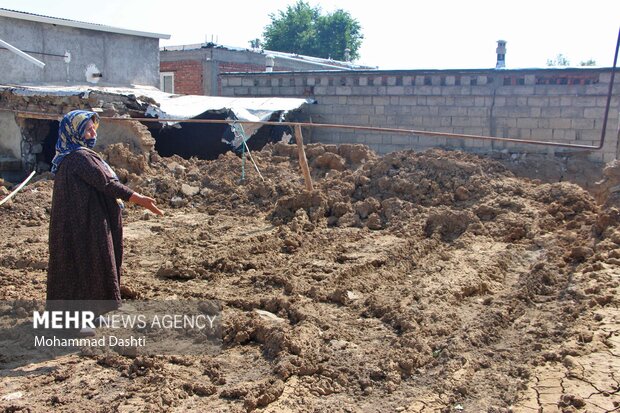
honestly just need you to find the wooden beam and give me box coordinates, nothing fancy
[294,124,314,191]
[15,112,60,121]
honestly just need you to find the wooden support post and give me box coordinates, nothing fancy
[294,124,314,191]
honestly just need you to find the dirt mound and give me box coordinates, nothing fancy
[1,142,618,412]
[0,179,52,227]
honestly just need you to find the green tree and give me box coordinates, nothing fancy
[546,53,571,66]
[579,59,596,66]
[262,1,363,61]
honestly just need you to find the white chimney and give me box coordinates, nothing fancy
[496,40,506,69]
[265,55,274,72]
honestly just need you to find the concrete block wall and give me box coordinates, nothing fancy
[220,68,620,162]
[216,61,267,96]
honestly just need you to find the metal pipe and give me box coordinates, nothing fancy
[0,48,66,58]
[0,38,45,68]
[7,109,602,150]
[128,116,601,149]
[597,26,620,150]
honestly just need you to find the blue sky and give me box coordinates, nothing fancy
[1,0,619,69]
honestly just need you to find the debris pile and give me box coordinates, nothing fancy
[0,142,618,412]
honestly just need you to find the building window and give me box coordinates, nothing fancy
[160,72,174,93]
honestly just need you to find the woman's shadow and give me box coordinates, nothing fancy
[0,300,109,377]
[0,319,86,377]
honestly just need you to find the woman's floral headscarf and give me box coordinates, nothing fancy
[51,110,99,174]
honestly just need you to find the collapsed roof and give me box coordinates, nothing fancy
[0,84,314,160]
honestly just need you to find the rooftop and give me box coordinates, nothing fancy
[0,8,170,39]
[161,42,377,70]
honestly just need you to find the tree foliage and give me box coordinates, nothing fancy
[262,1,363,61]
[579,59,597,66]
[546,53,571,67]
[546,54,597,67]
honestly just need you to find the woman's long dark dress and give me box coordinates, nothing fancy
[47,150,134,314]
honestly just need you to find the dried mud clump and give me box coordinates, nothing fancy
[424,207,477,241]
[592,159,620,207]
[269,190,328,224]
[102,142,150,177]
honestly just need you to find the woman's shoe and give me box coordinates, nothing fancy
[78,326,96,337]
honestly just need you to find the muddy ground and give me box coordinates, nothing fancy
[0,142,618,412]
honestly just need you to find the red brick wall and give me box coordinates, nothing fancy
[161,60,299,96]
[160,60,203,95]
[161,52,330,96]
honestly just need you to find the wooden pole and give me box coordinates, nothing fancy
[294,124,314,191]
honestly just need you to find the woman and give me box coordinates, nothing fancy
[47,110,162,323]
